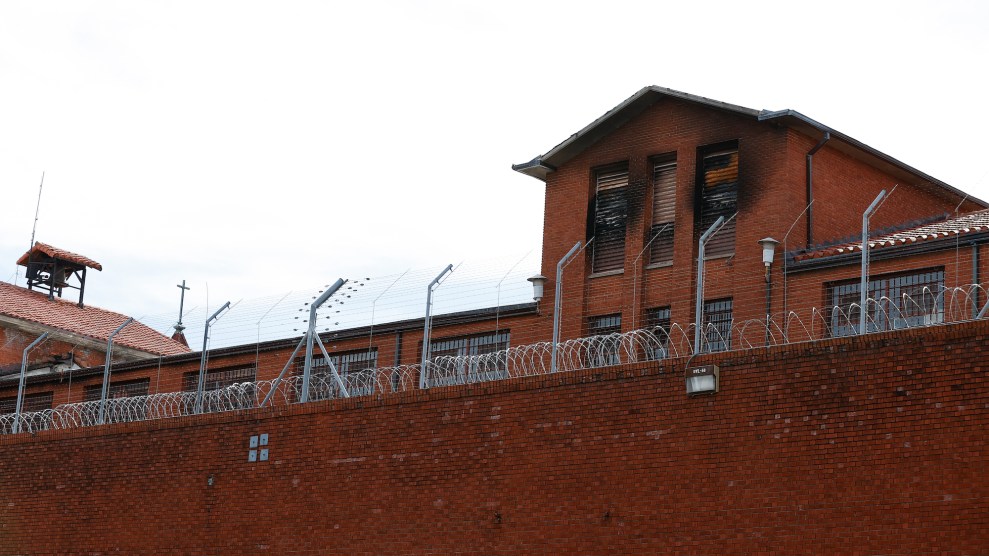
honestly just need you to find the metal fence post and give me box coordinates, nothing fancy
[196,301,231,413]
[98,318,133,425]
[552,242,582,373]
[860,190,886,335]
[13,332,49,434]
[420,265,454,389]
[301,279,347,403]
[694,216,725,355]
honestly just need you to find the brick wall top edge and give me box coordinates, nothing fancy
[3,317,986,446]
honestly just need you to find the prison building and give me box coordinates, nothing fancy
[3,85,989,412]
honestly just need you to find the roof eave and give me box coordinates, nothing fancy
[511,159,556,181]
[788,229,989,272]
[0,313,162,360]
[512,85,761,182]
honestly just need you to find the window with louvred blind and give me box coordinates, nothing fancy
[591,165,629,273]
[698,145,738,257]
[649,155,677,265]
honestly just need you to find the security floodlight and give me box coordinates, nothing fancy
[685,364,719,395]
[528,274,547,302]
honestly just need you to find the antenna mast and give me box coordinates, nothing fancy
[16,173,45,286]
[30,172,44,251]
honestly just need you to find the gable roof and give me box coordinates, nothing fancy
[0,281,189,356]
[793,209,989,263]
[16,242,103,271]
[512,85,985,208]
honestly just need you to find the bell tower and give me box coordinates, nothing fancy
[17,242,103,307]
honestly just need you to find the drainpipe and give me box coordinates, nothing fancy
[805,132,830,247]
[973,242,981,319]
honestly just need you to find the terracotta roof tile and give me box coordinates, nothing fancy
[794,209,989,262]
[0,281,189,356]
[16,242,103,271]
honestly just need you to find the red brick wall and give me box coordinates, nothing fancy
[537,97,975,341]
[0,327,106,410]
[0,327,105,371]
[2,320,987,554]
[541,97,794,336]
[779,242,989,331]
[788,129,980,248]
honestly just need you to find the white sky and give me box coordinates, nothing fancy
[2,0,988,345]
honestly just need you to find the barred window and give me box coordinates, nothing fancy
[430,337,468,359]
[295,349,378,398]
[587,314,622,366]
[698,144,738,258]
[429,332,510,359]
[426,331,510,386]
[589,314,622,336]
[591,165,629,273]
[83,378,150,402]
[649,155,677,265]
[646,307,672,359]
[182,365,256,392]
[826,268,944,337]
[305,349,377,375]
[0,391,53,414]
[703,298,733,353]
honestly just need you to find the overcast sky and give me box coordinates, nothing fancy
[2,1,988,344]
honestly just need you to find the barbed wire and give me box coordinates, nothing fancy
[3,284,983,436]
[128,237,985,374]
[137,252,542,350]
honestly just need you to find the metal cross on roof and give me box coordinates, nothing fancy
[175,280,191,332]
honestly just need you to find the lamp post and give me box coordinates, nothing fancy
[759,237,779,347]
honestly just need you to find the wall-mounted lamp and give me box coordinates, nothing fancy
[758,238,779,347]
[685,364,719,395]
[528,274,547,303]
[759,237,779,278]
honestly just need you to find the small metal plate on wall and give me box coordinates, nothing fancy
[247,434,270,462]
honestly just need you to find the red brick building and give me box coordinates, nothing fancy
[2,86,989,554]
[0,243,189,413]
[2,85,987,419]
[513,86,986,349]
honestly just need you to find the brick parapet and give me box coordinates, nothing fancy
[2,320,988,553]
